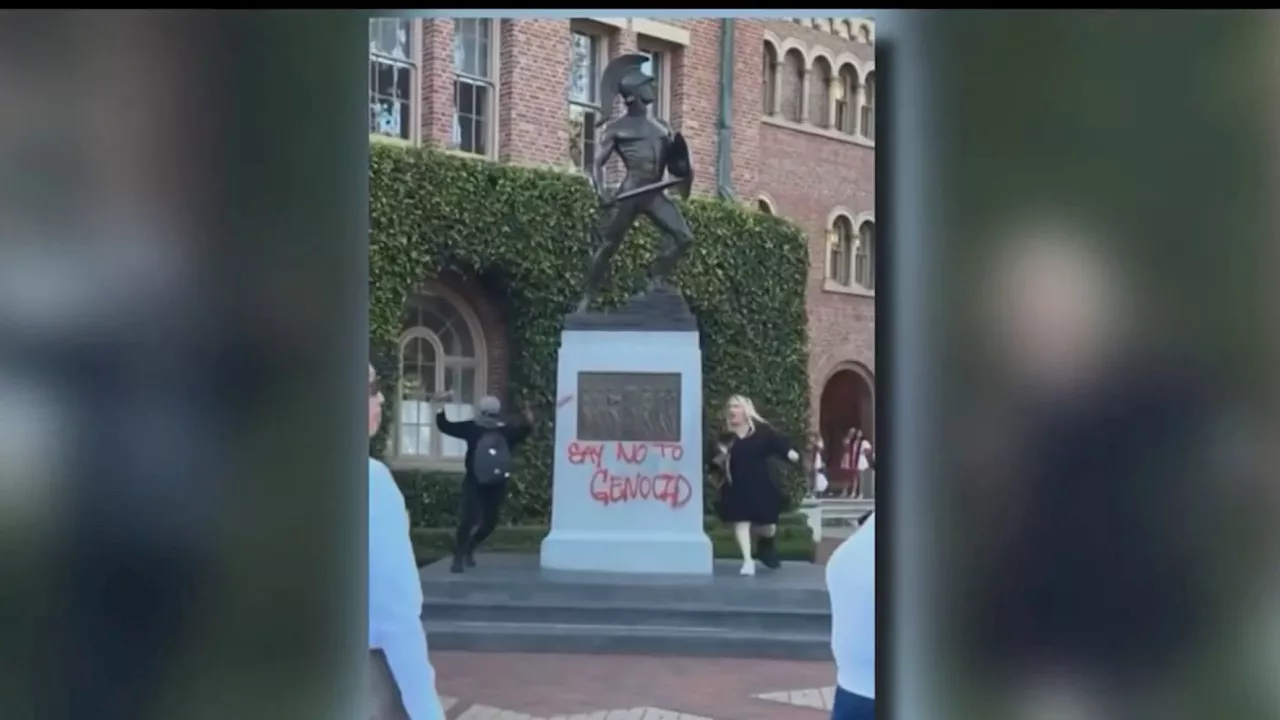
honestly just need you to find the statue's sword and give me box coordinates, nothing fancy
[603,177,686,205]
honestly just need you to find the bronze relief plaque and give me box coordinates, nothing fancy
[576,371,682,442]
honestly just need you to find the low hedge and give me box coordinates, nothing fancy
[395,470,476,527]
[412,514,814,566]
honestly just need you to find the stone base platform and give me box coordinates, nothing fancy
[420,553,832,661]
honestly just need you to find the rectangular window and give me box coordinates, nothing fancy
[833,75,849,134]
[453,18,495,156]
[860,72,876,142]
[828,232,851,286]
[568,24,607,171]
[762,51,777,115]
[369,18,416,142]
[636,41,670,119]
[855,223,875,289]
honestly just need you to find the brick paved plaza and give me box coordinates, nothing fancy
[434,651,837,720]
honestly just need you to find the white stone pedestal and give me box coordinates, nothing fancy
[539,304,712,574]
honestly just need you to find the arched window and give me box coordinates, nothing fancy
[395,286,486,464]
[781,49,805,122]
[835,65,858,134]
[828,215,855,286]
[757,198,774,214]
[762,42,778,115]
[860,70,876,142]
[809,56,833,128]
[855,220,875,289]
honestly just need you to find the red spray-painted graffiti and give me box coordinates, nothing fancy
[565,441,691,510]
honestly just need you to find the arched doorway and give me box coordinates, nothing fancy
[819,365,874,496]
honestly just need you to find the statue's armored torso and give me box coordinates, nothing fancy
[575,51,696,313]
[609,114,671,190]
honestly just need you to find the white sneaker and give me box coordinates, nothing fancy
[739,559,756,576]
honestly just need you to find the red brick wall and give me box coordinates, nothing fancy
[751,20,876,432]
[420,19,455,147]
[731,21,764,199]
[408,17,875,424]
[498,20,570,166]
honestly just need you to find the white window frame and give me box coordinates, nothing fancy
[452,18,500,157]
[392,285,489,470]
[855,220,875,290]
[860,70,876,143]
[568,21,610,171]
[835,66,857,135]
[828,217,854,287]
[369,18,419,145]
[810,57,834,129]
[762,42,779,116]
[636,38,673,120]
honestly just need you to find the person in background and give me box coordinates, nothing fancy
[368,364,446,720]
[435,390,574,573]
[711,395,802,576]
[827,511,876,720]
[839,427,874,498]
[809,432,830,498]
[859,432,875,499]
[963,234,1216,719]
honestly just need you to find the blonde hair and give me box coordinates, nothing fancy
[724,394,767,433]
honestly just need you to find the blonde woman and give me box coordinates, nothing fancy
[712,395,802,575]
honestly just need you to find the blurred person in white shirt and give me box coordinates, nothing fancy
[827,512,875,720]
[368,364,446,720]
[809,433,830,497]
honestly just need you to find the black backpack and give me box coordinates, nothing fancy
[472,419,513,485]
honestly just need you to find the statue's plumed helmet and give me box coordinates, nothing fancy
[619,67,654,99]
[599,53,654,108]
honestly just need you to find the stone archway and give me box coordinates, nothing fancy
[818,364,874,494]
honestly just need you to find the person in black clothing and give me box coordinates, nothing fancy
[711,394,802,575]
[435,391,574,573]
[958,236,1222,717]
[434,392,531,573]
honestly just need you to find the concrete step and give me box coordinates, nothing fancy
[424,596,832,635]
[422,562,830,612]
[423,619,833,661]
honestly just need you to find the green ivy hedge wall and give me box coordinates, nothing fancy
[370,143,811,525]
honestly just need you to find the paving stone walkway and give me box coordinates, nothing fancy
[433,651,835,720]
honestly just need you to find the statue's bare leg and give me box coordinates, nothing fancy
[577,201,640,312]
[643,195,694,292]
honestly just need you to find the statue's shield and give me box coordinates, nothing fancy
[665,133,694,199]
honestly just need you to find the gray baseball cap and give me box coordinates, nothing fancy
[477,395,501,416]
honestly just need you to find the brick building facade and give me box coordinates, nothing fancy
[369,16,875,470]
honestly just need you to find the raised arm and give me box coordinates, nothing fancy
[431,391,471,439]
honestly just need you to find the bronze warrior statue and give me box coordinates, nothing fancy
[576,53,695,313]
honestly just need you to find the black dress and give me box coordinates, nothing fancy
[713,424,796,524]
